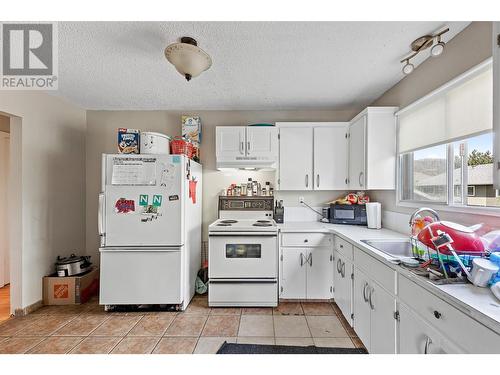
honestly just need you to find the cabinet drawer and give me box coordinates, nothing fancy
[354,247,395,295]
[281,232,332,247]
[335,236,353,260]
[399,275,500,353]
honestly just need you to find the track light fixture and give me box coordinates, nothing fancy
[400,27,449,75]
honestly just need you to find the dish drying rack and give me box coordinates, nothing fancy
[408,208,487,284]
[408,236,487,284]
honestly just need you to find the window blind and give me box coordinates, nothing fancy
[398,64,492,154]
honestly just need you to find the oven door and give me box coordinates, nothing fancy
[208,233,277,279]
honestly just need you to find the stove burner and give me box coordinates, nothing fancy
[220,220,237,224]
[253,222,272,227]
[256,220,271,223]
[216,223,231,226]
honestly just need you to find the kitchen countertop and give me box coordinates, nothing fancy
[278,221,500,335]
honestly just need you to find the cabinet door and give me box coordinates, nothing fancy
[246,127,278,158]
[333,250,353,325]
[306,247,333,299]
[280,248,306,299]
[348,116,366,190]
[278,127,313,190]
[368,281,396,354]
[216,127,245,159]
[313,126,348,190]
[398,303,452,354]
[353,267,371,351]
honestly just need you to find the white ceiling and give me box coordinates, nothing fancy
[55,21,470,110]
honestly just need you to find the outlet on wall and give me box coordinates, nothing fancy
[298,196,304,204]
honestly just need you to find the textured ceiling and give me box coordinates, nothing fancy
[55,21,470,110]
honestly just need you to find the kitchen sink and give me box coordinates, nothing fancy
[361,239,414,258]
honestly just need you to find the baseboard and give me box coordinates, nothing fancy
[14,299,43,317]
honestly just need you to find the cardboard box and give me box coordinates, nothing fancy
[43,267,99,305]
[117,128,140,154]
[182,115,202,145]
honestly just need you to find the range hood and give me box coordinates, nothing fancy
[216,157,277,171]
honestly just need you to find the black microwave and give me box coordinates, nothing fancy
[329,204,367,225]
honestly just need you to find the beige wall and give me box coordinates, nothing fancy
[370,22,500,229]
[85,109,359,259]
[0,92,86,309]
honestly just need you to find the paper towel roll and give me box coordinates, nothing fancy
[366,202,381,229]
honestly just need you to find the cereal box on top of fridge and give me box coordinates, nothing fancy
[118,128,140,154]
[182,116,202,145]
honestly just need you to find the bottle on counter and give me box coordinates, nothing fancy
[265,181,271,196]
[241,183,247,196]
[269,187,274,196]
[234,185,241,196]
[252,180,258,196]
[247,178,253,197]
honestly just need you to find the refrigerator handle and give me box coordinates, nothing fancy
[98,193,105,236]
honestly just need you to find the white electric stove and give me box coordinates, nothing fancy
[208,196,278,307]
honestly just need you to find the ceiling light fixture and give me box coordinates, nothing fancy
[400,27,449,75]
[164,37,212,81]
[430,36,445,57]
[402,59,414,75]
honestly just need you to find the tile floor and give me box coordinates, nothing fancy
[0,294,364,354]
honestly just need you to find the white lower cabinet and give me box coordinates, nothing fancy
[281,247,307,299]
[353,266,396,354]
[398,303,463,354]
[307,247,334,299]
[333,249,353,326]
[280,246,333,300]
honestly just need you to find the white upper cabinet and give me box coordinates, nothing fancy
[277,123,348,191]
[278,127,314,190]
[246,126,277,158]
[348,107,398,190]
[216,126,246,159]
[348,116,366,190]
[216,126,278,169]
[314,126,348,190]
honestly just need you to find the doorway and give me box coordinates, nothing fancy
[0,115,10,322]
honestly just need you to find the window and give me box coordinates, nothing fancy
[398,61,500,209]
[400,132,500,208]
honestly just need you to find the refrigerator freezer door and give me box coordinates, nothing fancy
[102,154,184,247]
[99,247,182,305]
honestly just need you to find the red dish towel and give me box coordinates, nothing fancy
[189,180,198,204]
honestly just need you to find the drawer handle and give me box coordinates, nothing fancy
[336,259,342,273]
[304,239,309,243]
[341,261,346,278]
[300,253,305,267]
[340,244,344,249]
[433,310,441,319]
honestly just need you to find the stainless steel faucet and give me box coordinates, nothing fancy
[409,207,440,232]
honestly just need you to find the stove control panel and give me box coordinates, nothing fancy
[219,196,274,211]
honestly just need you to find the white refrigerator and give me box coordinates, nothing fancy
[98,154,202,310]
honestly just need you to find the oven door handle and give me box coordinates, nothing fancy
[209,233,277,237]
[209,279,277,284]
